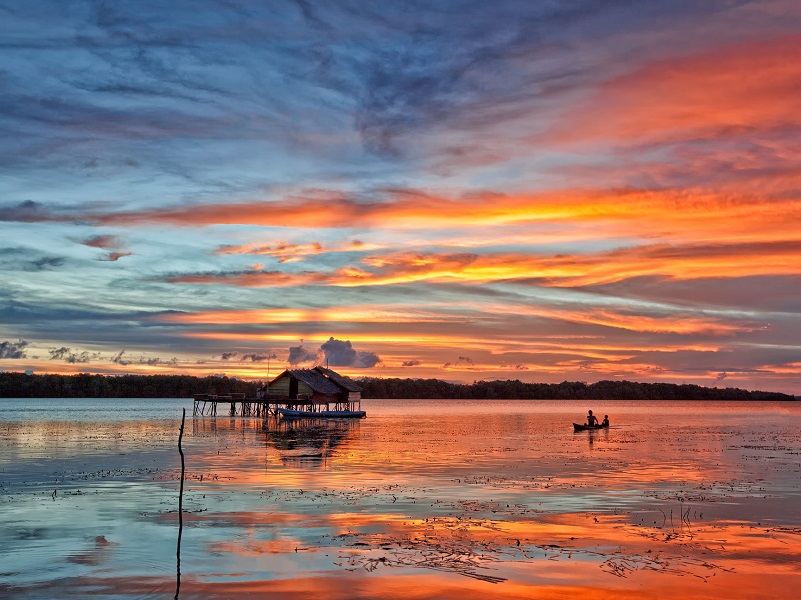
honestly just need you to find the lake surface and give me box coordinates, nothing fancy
[1,398,800,599]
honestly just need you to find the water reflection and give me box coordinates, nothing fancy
[2,399,801,599]
[575,426,610,449]
[262,416,360,467]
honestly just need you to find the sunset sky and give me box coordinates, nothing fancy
[2,1,801,393]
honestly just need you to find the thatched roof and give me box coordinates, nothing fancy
[286,368,342,394]
[269,366,363,395]
[315,366,362,392]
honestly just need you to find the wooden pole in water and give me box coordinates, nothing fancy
[175,407,186,600]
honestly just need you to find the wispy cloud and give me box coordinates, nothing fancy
[0,339,29,359]
[216,241,323,263]
[0,201,61,222]
[78,235,125,250]
[0,246,66,272]
[49,346,94,363]
[3,2,801,392]
[74,234,133,261]
[156,240,801,290]
[4,187,798,253]
[101,251,133,262]
[241,352,276,363]
[110,350,131,366]
[545,34,801,148]
[443,355,475,370]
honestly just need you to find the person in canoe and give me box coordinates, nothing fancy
[601,415,609,427]
[586,410,599,427]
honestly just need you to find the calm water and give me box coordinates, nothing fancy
[1,398,800,599]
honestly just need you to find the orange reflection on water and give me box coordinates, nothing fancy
[173,507,801,599]
[5,400,801,599]
[207,538,300,556]
[42,567,801,600]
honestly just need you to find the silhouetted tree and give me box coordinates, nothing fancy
[0,372,794,401]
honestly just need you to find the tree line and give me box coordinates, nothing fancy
[355,377,795,401]
[0,372,259,398]
[0,371,795,400]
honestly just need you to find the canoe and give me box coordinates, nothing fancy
[573,422,609,432]
[277,407,366,419]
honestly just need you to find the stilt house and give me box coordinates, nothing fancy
[261,366,362,412]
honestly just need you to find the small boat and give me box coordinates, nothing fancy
[573,422,609,432]
[277,407,366,419]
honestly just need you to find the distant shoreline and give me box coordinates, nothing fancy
[0,371,795,401]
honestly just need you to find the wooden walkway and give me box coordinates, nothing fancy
[192,393,365,418]
[192,394,273,417]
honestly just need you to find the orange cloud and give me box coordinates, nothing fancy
[547,33,801,147]
[159,306,465,325]
[179,329,721,358]
[168,300,755,337]
[216,241,324,263]
[480,304,758,337]
[162,240,801,289]
[75,186,798,258]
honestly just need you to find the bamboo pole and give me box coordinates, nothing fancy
[174,407,185,600]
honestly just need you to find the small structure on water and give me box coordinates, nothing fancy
[193,366,364,418]
[260,367,364,418]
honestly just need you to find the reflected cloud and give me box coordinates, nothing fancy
[263,417,361,467]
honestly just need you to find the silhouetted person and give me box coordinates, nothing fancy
[586,410,599,426]
[601,415,609,427]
